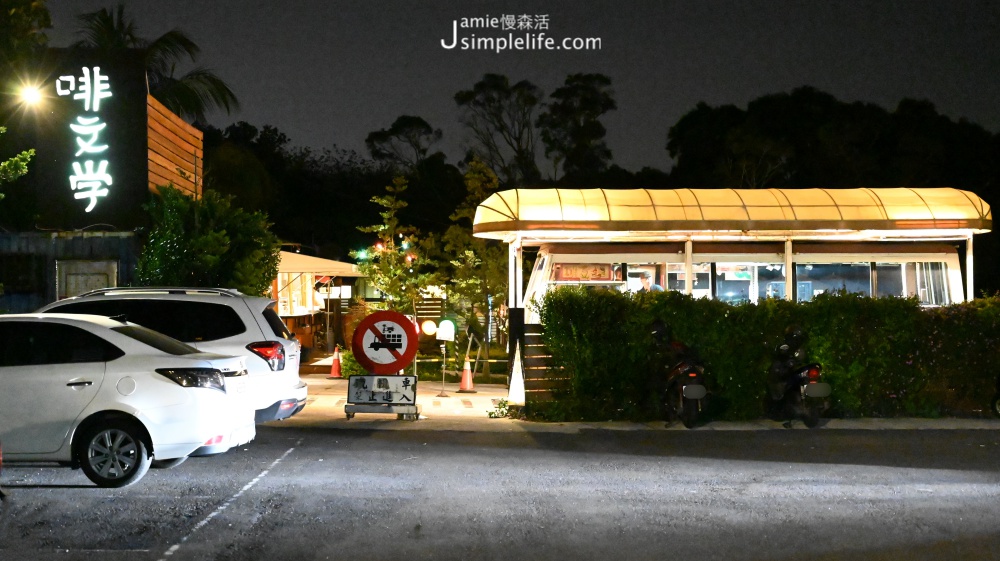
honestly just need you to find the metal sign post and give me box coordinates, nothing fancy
[438,343,448,398]
[347,311,421,420]
[435,319,455,398]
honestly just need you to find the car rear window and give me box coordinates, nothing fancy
[261,306,293,339]
[112,325,200,355]
[45,299,247,342]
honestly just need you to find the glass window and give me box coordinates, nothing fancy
[45,299,246,342]
[624,264,662,292]
[874,263,904,299]
[665,263,711,298]
[874,262,950,305]
[262,306,293,339]
[795,263,872,301]
[914,262,949,306]
[112,325,199,355]
[715,263,785,303]
[0,321,123,366]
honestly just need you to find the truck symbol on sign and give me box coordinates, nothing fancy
[369,323,404,351]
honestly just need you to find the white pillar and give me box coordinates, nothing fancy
[684,240,694,295]
[511,237,523,307]
[784,239,794,301]
[966,234,975,302]
[508,239,518,308]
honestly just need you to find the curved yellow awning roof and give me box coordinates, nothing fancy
[473,188,992,243]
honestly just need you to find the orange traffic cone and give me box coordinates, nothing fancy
[458,357,476,393]
[328,345,342,379]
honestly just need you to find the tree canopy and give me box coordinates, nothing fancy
[365,115,442,170]
[537,73,617,180]
[72,3,238,122]
[135,186,280,296]
[0,0,51,71]
[455,73,543,187]
[665,86,996,192]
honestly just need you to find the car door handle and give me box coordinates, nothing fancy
[66,381,93,387]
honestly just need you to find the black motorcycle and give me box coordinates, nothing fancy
[652,320,707,428]
[767,327,831,428]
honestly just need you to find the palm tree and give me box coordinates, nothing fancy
[72,4,238,123]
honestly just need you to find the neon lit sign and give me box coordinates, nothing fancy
[56,67,114,212]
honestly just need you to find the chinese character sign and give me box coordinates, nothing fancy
[56,66,114,212]
[347,375,418,405]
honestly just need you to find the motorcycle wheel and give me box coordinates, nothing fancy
[681,398,699,429]
[802,398,822,428]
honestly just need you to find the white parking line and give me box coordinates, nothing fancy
[157,442,298,560]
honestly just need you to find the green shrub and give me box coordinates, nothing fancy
[339,348,368,378]
[534,288,1000,422]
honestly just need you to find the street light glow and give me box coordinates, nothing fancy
[19,84,43,106]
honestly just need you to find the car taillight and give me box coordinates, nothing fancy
[203,435,224,446]
[156,368,226,392]
[247,341,286,371]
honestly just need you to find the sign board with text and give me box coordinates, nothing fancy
[347,375,417,406]
[0,49,150,231]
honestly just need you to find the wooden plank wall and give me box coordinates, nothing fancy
[146,95,203,198]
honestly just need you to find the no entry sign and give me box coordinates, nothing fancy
[352,310,419,374]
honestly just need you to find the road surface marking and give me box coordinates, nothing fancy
[157,441,299,560]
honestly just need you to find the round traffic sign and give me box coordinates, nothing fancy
[351,310,419,374]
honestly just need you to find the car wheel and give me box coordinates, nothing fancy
[152,456,188,469]
[76,422,152,488]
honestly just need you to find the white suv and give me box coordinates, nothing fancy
[38,288,307,423]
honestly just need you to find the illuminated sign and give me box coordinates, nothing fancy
[0,49,151,231]
[56,66,114,212]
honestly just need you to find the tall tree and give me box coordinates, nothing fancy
[439,158,508,337]
[365,115,442,169]
[135,186,280,295]
[72,4,238,123]
[665,101,746,187]
[350,176,439,315]
[455,73,543,187]
[537,73,617,180]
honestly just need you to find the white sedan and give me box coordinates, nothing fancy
[0,314,256,488]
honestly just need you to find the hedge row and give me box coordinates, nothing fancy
[535,288,1000,422]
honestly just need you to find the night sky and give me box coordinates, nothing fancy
[45,1,1000,173]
